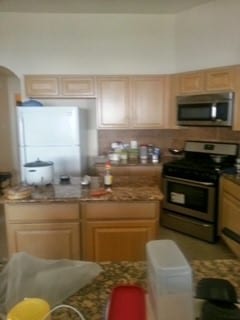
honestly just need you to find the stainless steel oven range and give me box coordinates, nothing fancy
[162,140,239,243]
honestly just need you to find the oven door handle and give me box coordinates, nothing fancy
[164,175,215,187]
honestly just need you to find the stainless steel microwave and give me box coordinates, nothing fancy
[177,92,234,127]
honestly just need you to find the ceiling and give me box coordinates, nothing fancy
[0,0,213,14]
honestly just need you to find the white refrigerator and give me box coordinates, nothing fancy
[17,106,88,182]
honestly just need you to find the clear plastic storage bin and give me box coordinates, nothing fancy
[146,240,194,320]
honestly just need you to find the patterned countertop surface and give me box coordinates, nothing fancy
[51,259,240,320]
[19,259,240,320]
[1,258,239,319]
[2,176,163,203]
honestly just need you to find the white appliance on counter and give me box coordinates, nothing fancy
[17,106,88,183]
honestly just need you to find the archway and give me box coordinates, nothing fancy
[0,66,21,183]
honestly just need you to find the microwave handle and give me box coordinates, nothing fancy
[211,104,217,120]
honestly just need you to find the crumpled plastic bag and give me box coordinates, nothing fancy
[0,252,103,315]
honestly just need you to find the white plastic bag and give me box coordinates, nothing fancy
[0,252,103,314]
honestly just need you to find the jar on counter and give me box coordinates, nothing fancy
[139,145,148,160]
[147,144,154,160]
[152,148,161,163]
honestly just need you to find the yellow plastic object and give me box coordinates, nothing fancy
[7,298,51,320]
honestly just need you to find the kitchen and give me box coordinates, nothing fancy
[1,0,240,319]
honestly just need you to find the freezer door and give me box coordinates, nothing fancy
[18,107,81,146]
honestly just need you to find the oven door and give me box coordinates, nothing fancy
[163,176,216,222]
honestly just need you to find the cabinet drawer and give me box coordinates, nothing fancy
[5,203,79,222]
[81,201,159,220]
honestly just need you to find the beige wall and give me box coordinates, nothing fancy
[0,1,239,79]
[0,74,20,177]
[0,76,12,170]
[175,0,240,71]
[0,12,175,80]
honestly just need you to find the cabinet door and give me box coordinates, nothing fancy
[220,192,240,258]
[5,203,80,259]
[81,201,159,261]
[84,220,157,261]
[25,75,59,97]
[131,76,167,128]
[96,76,130,128]
[60,76,96,97]
[177,71,205,94]
[219,178,240,257]
[206,68,235,91]
[7,222,80,259]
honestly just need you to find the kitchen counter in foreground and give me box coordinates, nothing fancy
[57,259,240,320]
[1,258,240,319]
[1,259,235,320]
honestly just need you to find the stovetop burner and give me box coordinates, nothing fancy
[163,140,239,183]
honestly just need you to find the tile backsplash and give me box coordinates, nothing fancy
[98,127,240,156]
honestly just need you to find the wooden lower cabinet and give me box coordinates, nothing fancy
[219,177,240,257]
[4,200,160,261]
[81,201,160,262]
[5,202,80,260]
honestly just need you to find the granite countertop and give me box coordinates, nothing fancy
[2,176,163,204]
[1,258,240,319]
[21,259,240,320]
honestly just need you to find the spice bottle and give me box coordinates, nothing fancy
[104,161,113,188]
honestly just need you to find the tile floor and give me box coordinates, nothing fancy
[158,226,236,261]
[0,210,236,262]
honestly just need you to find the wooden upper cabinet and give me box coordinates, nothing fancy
[24,75,96,98]
[177,71,204,94]
[206,68,236,91]
[96,75,170,129]
[25,75,59,97]
[177,66,236,95]
[60,76,96,97]
[96,76,130,128]
[130,76,168,128]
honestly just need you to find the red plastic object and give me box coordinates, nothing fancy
[107,285,146,320]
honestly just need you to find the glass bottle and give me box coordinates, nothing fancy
[104,161,113,188]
